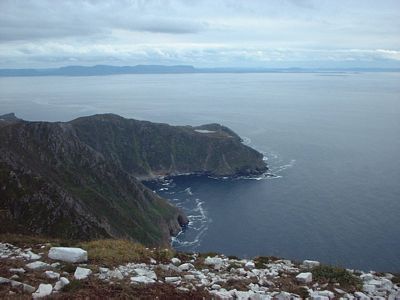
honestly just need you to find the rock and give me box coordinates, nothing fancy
[245,261,256,270]
[10,274,19,280]
[32,283,53,299]
[334,288,346,294]
[184,274,196,280]
[99,267,109,273]
[133,268,157,280]
[26,261,50,270]
[9,268,25,274]
[296,272,313,283]
[54,277,70,291]
[165,276,181,283]
[130,276,156,284]
[0,277,11,284]
[363,284,376,293]
[45,270,60,280]
[303,260,320,269]
[171,257,181,265]
[25,250,41,260]
[74,267,92,280]
[234,290,255,299]
[204,256,224,269]
[11,280,22,287]
[360,274,374,281]
[48,247,87,263]
[212,284,222,290]
[178,263,194,272]
[354,292,369,299]
[150,258,157,264]
[108,269,124,280]
[22,283,36,293]
[51,262,61,268]
[209,290,234,300]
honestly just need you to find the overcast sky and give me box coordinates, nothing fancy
[0,0,399,68]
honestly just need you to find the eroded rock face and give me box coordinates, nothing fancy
[0,113,264,247]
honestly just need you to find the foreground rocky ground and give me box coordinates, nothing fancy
[0,237,399,299]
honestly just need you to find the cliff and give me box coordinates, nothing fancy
[0,113,266,246]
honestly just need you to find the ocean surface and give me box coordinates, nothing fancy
[1,72,399,272]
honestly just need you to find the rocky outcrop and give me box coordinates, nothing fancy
[1,242,399,299]
[0,113,266,246]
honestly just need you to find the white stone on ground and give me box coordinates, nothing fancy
[48,247,87,263]
[26,261,50,270]
[165,276,181,283]
[133,268,157,280]
[44,270,60,280]
[178,263,194,272]
[171,257,181,265]
[302,260,320,269]
[74,267,92,280]
[22,284,36,294]
[9,268,25,274]
[130,275,156,284]
[245,261,255,270]
[296,272,313,283]
[32,283,52,299]
[54,277,70,291]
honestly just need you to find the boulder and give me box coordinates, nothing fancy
[178,263,194,272]
[133,268,157,280]
[26,261,50,270]
[303,260,320,269]
[296,272,312,283]
[171,257,181,265]
[204,256,224,269]
[48,247,87,263]
[245,261,256,270]
[54,277,70,291]
[74,267,92,280]
[45,270,60,280]
[9,268,25,274]
[130,276,156,284]
[165,276,181,283]
[32,284,52,299]
[354,292,369,299]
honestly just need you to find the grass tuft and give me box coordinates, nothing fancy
[312,265,362,289]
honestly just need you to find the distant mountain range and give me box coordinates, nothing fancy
[0,65,399,76]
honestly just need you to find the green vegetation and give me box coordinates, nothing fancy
[312,265,362,289]
[78,239,174,266]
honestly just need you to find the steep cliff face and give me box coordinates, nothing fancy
[70,114,267,179]
[0,113,266,246]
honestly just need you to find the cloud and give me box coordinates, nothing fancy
[0,0,399,67]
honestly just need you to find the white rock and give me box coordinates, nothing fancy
[363,283,376,293]
[165,276,181,283]
[99,267,109,273]
[45,270,60,280]
[303,260,320,269]
[360,274,374,281]
[317,290,335,298]
[150,258,157,264]
[296,272,313,283]
[54,277,70,291]
[178,263,194,272]
[0,277,10,284]
[204,256,223,266]
[26,261,50,270]
[245,261,256,270]
[9,268,25,274]
[109,269,124,280]
[51,262,61,268]
[32,283,52,299]
[171,257,181,265]
[212,284,222,290]
[210,290,234,300]
[310,296,329,300]
[48,247,87,263]
[134,268,157,280]
[184,274,195,280]
[130,275,156,284]
[26,250,41,260]
[74,267,92,280]
[354,292,370,299]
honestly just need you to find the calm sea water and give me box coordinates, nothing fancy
[1,73,399,272]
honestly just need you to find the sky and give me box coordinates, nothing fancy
[0,0,399,68]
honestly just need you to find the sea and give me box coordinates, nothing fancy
[1,72,399,272]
